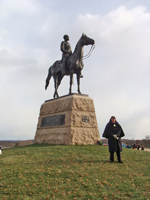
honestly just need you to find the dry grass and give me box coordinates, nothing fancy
[0,144,150,199]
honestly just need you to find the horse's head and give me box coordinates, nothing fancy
[81,33,95,46]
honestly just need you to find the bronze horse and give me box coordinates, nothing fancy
[45,34,95,98]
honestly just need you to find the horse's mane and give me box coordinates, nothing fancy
[73,36,82,54]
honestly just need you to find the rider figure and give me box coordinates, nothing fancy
[60,35,83,77]
[61,34,72,75]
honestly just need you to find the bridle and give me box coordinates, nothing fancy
[82,44,95,60]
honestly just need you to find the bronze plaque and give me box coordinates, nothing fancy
[82,116,89,123]
[41,114,65,127]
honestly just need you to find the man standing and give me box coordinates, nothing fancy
[102,116,125,163]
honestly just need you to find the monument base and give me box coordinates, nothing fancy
[34,94,100,145]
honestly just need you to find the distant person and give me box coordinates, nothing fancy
[102,116,125,163]
[0,147,2,155]
[104,143,108,146]
[141,144,144,150]
[122,141,126,148]
[125,143,131,148]
[131,142,136,149]
[136,142,140,150]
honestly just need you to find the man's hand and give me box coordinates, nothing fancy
[113,134,118,139]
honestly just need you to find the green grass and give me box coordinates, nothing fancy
[0,144,149,200]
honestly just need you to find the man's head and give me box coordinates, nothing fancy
[111,116,116,123]
[63,34,69,41]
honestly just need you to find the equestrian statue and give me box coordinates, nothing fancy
[45,33,95,98]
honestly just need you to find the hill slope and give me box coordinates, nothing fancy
[0,145,149,199]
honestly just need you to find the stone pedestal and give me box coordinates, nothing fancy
[34,94,100,145]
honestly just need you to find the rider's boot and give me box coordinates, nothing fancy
[62,63,66,76]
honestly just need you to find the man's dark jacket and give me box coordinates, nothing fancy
[103,119,125,152]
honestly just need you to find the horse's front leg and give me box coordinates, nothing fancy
[53,77,56,98]
[77,73,81,94]
[69,72,73,94]
[53,91,56,98]
[53,76,59,98]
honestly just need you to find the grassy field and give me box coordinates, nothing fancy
[0,144,149,200]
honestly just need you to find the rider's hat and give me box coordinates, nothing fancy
[63,35,69,40]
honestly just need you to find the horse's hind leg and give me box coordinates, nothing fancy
[53,89,57,98]
[53,79,56,98]
[58,75,63,88]
[53,76,59,98]
[69,72,73,94]
[77,73,81,94]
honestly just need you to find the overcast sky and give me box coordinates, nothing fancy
[1,0,150,140]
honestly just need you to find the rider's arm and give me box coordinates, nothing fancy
[60,42,72,54]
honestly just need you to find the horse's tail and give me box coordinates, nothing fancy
[45,67,52,90]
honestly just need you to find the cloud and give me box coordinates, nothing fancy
[0,0,39,19]
[72,6,150,139]
[1,2,150,140]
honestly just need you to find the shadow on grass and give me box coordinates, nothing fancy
[36,158,111,165]
[14,143,61,148]
[35,159,125,166]
[14,143,102,148]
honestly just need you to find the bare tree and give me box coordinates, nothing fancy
[145,135,150,140]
